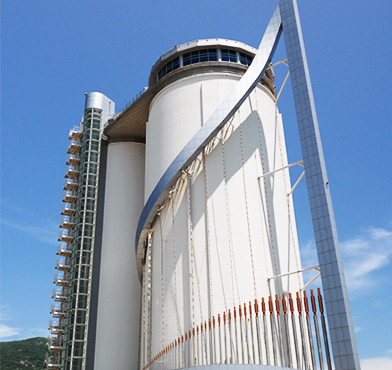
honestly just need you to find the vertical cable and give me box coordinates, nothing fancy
[220,122,240,307]
[318,288,332,370]
[249,301,256,364]
[170,196,181,337]
[303,291,317,370]
[238,107,258,299]
[202,152,215,344]
[159,216,165,348]
[296,292,309,370]
[275,103,302,288]
[289,293,300,368]
[311,289,324,370]
[186,176,196,330]
[253,90,279,281]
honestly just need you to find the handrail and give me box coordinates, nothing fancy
[66,154,79,163]
[50,305,65,315]
[52,287,66,296]
[57,244,71,253]
[64,178,77,185]
[61,203,74,212]
[67,140,80,148]
[55,258,70,267]
[69,126,81,134]
[117,87,148,114]
[62,191,76,200]
[65,166,78,174]
[105,87,148,127]
[59,217,74,227]
[45,352,61,365]
[58,230,70,238]
[47,336,63,347]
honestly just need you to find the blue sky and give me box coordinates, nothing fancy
[1,0,391,368]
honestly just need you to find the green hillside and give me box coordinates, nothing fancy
[0,337,50,370]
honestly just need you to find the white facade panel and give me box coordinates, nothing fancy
[145,74,249,202]
[95,142,145,370]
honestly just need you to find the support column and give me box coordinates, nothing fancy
[94,142,145,370]
[279,1,360,369]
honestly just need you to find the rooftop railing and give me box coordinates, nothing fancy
[61,203,75,215]
[58,230,72,242]
[104,87,148,127]
[63,179,77,191]
[47,336,63,351]
[53,273,68,287]
[59,217,74,230]
[50,303,65,316]
[66,154,80,166]
[67,141,81,155]
[64,166,79,179]
[56,244,71,255]
[52,287,66,296]
[68,126,81,136]
[62,191,76,204]
[55,257,70,270]
[48,319,64,332]
[45,352,60,368]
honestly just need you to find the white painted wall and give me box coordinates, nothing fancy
[144,72,303,363]
[95,142,145,370]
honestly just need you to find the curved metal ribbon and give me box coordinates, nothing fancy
[135,6,283,256]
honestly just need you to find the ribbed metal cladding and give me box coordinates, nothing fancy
[61,108,103,370]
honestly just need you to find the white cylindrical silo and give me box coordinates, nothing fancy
[145,70,303,357]
[94,142,145,370]
[143,40,303,365]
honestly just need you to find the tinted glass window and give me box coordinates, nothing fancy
[155,47,253,84]
[158,57,180,80]
[240,52,253,66]
[221,49,237,62]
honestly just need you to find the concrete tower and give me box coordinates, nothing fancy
[140,39,303,360]
[46,1,360,370]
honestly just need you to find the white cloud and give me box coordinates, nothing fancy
[342,226,392,294]
[299,225,392,295]
[0,325,49,341]
[1,199,27,215]
[6,328,50,341]
[0,306,47,340]
[0,306,20,339]
[300,240,319,267]
[26,328,49,338]
[354,326,363,333]
[370,227,392,240]
[299,240,321,287]
[361,356,392,370]
[1,199,58,245]
[1,218,57,244]
[0,324,19,339]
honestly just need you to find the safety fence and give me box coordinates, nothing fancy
[143,289,332,370]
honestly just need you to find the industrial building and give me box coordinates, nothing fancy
[46,1,360,370]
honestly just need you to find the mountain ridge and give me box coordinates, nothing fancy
[0,337,50,370]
